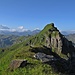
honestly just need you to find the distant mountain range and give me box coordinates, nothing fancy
[0,25,9,29]
[65,34,75,46]
[61,30,75,35]
[0,25,75,36]
[0,25,40,36]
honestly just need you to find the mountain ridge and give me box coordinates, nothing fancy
[1,24,75,36]
[61,30,75,35]
[0,23,75,75]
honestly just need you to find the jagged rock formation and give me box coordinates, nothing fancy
[40,23,75,57]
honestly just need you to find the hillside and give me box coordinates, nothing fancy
[0,35,31,48]
[0,23,75,75]
[61,31,75,35]
[65,34,75,46]
[0,35,19,48]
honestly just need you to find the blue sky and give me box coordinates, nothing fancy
[0,0,75,30]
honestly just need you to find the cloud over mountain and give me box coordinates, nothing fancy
[0,25,10,30]
[18,26,24,30]
[0,25,40,36]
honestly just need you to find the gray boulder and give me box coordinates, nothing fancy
[9,59,27,70]
[34,52,57,62]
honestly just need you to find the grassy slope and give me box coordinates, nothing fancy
[0,35,19,48]
[0,35,31,48]
[0,42,59,75]
[0,23,62,75]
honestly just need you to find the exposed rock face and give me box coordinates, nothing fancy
[44,24,75,57]
[45,31,61,54]
[9,59,27,70]
[34,52,57,62]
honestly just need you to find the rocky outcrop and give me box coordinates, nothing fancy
[34,52,57,62]
[44,23,75,57]
[9,59,27,70]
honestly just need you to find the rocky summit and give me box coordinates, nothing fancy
[28,23,75,58]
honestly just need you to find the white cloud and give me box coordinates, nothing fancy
[34,28,40,30]
[18,26,24,30]
[0,25,40,32]
[10,29,16,32]
[16,26,28,32]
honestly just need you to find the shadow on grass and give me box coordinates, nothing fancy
[30,45,75,75]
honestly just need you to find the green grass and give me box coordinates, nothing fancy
[0,38,60,75]
[0,23,67,75]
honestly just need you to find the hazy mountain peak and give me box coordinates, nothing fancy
[61,30,75,35]
[0,25,10,29]
[0,25,40,36]
[18,26,24,29]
